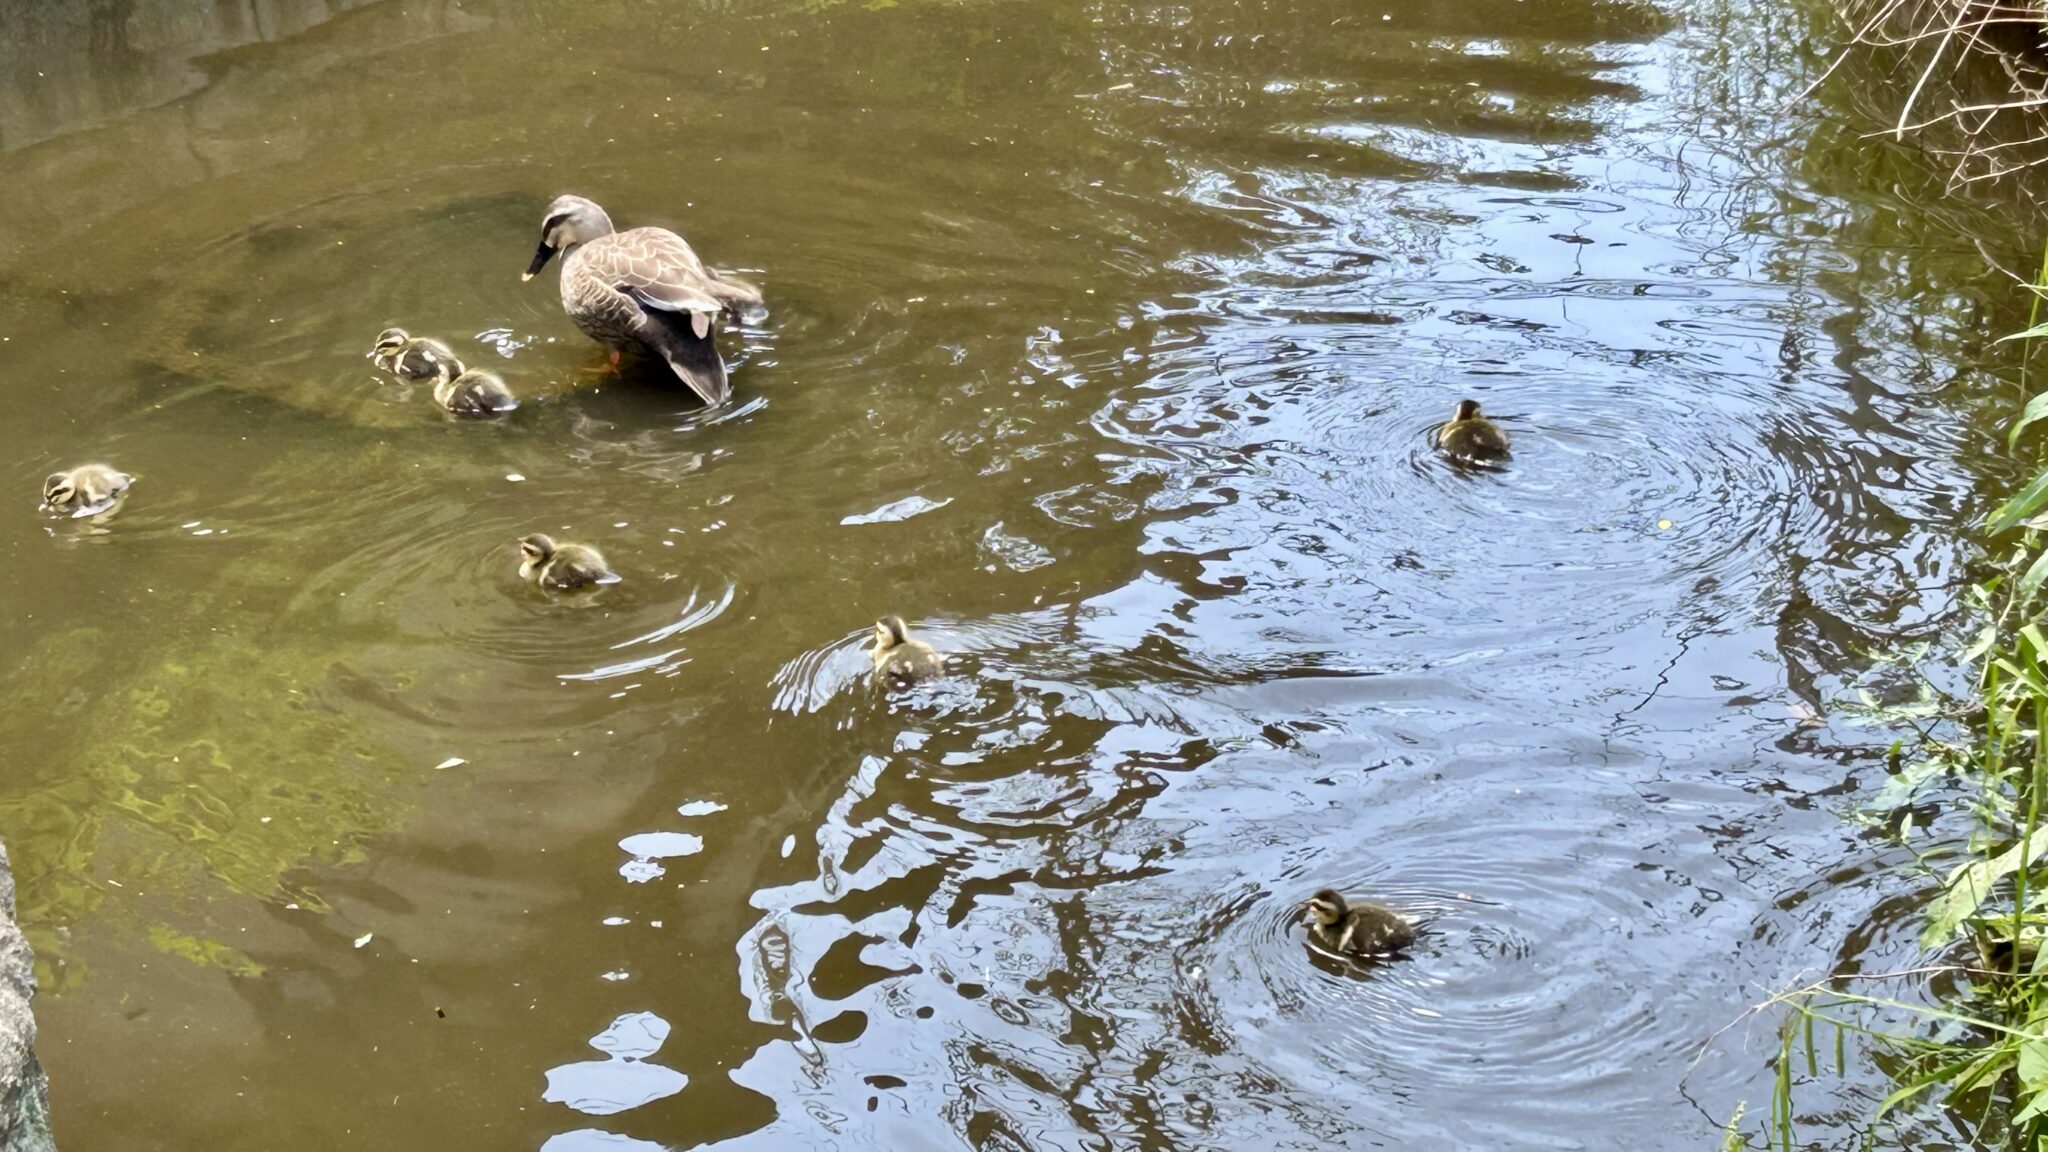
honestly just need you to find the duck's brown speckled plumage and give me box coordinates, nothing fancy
[41,463,133,517]
[525,195,765,408]
[370,328,459,383]
[871,616,945,686]
[1304,889,1415,959]
[432,361,519,416]
[1437,398,1510,462]
[518,533,619,592]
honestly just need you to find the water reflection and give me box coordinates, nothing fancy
[0,0,384,153]
[543,1012,687,1116]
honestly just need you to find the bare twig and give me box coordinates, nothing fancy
[1820,0,2048,188]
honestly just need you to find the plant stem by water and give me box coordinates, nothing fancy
[1757,236,2048,1149]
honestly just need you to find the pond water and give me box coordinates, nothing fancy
[0,0,2035,1148]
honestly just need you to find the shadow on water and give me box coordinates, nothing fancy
[0,0,2044,1147]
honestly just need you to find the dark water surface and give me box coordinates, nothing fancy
[0,0,2032,1148]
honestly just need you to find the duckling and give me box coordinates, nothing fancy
[1304,889,1415,958]
[431,359,519,416]
[871,616,944,685]
[1437,399,1510,462]
[369,327,460,382]
[41,464,133,517]
[517,533,620,591]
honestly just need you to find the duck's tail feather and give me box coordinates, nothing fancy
[624,286,729,407]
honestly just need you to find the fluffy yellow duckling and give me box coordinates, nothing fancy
[41,464,133,517]
[518,533,620,591]
[369,327,460,383]
[870,616,944,685]
[1304,889,1415,958]
[1436,399,1510,463]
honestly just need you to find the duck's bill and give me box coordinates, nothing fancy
[522,242,557,281]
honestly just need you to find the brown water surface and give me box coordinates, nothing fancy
[0,0,2034,1147]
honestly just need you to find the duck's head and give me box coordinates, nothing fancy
[519,533,557,565]
[873,615,910,652]
[1305,889,1348,927]
[524,195,616,280]
[369,327,411,359]
[40,472,75,511]
[1452,399,1483,422]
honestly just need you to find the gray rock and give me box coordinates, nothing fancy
[0,843,53,1152]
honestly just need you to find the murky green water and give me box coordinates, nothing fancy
[1,0,2039,1147]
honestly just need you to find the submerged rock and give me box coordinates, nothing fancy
[0,843,54,1152]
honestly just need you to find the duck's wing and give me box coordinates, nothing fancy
[579,230,734,406]
[620,285,729,406]
[479,379,519,413]
[452,379,518,415]
[603,228,766,323]
[598,228,721,311]
[392,341,456,380]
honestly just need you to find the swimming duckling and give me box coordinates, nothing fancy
[369,327,460,382]
[41,464,133,517]
[517,533,620,591]
[431,359,519,416]
[1304,889,1415,958]
[871,616,944,685]
[1437,399,1510,463]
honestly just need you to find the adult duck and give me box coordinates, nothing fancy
[522,194,765,407]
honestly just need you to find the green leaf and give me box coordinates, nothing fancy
[1995,657,2048,698]
[1998,322,2048,345]
[2020,1037,2048,1089]
[1923,826,2048,948]
[1717,1102,1746,1152]
[2021,550,2048,604]
[1990,467,2048,536]
[1967,624,2000,663]
[2010,390,2048,451]
[1952,1043,2018,1094]
[2012,1090,2048,1126]
[2025,622,2048,657]
[1876,1053,1981,1119]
